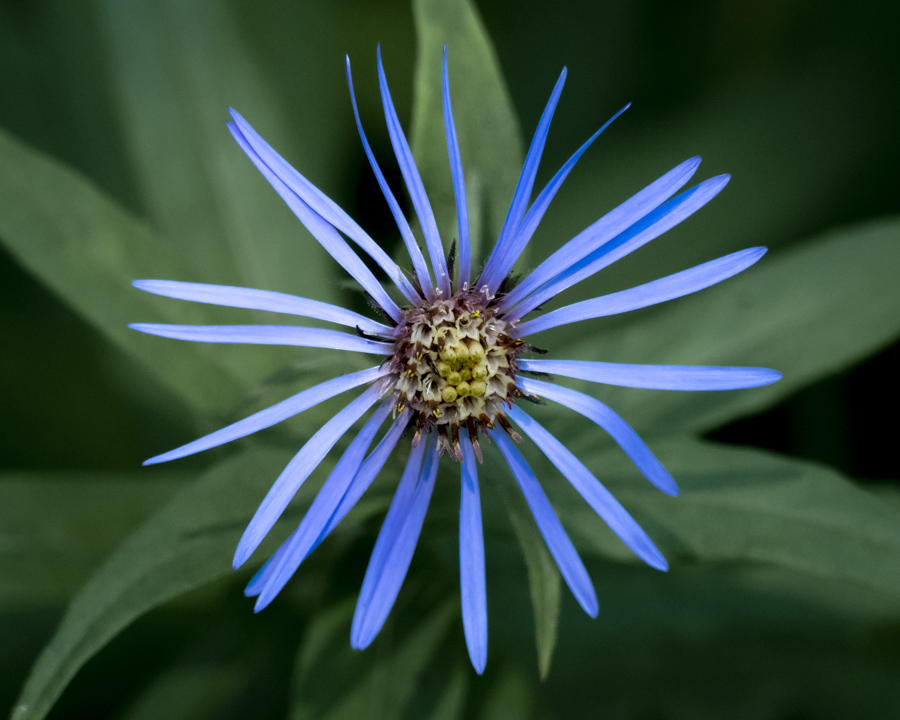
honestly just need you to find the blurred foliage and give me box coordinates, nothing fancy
[1,0,899,719]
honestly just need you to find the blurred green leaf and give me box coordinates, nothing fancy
[425,658,469,720]
[291,598,455,720]
[0,125,266,418]
[548,437,900,597]
[0,472,181,605]
[546,602,900,719]
[411,0,523,261]
[480,664,535,720]
[546,216,900,435]
[10,448,296,720]
[11,441,402,720]
[96,0,341,304]
[489,473,560,680]
[118,662,245,720]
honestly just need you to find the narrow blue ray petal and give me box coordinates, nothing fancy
[499,156,702,313]
[351,438,438,648]
[507,406,668,571]
[517,246,766,336]
[377,46,450,297]
[519,359,783,391]
[442,46,471,288]
[228,110,421,305]
[505,174,730,322]
[234,382,385,568]
[252,401,393,609]
[245,554,277,597]
[245,407,411,600]
[517,377,678,496]
[492,430,598,617]
[485,104,630,290]
[144,366,391,466]
[128,323,394,354]
[479,68,567,294]
[228,121,404,322]
[133,280,395,337]
[345,57,434,299]
[459,432,487,674]
[316,408,413,543]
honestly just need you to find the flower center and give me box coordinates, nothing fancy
[389,288,524,459]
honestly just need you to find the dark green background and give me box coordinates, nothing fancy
[2,1,898,718]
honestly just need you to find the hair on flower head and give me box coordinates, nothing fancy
[130,45,781,674]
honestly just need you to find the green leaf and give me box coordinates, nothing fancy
[480,664,535,720]
[0,472,181,605]
[118,662,247,720]
[550,217,900,435]
[549,437,900,598]
[547,586,900,719]
[0,125,258,417]
[489,472,561,680]
[96,0,341,304]
[11,442,401,720]
[425,658,469,720]
[10,448,301,720]
[411,0,524,261]
[291,599,456,720]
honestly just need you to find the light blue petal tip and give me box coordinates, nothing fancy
[472,650,486,675]
[253,594,272,613]
[233,545,250,570]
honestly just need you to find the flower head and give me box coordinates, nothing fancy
[130,46,781,674]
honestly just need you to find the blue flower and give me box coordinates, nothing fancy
[130,46,781,674]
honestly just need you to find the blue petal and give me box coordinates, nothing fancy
[128,323,394,354]
[505,173,728,323]
[516,247,766,336]
[228,120,404,322]
[479,69,567,294]
[516,377,678,496]
[143,366,390,466]
[492,430,598,616]
[245,407,412,600]
[442,46,471,288]
[498,156,702,313]
[233,383,385,568]
[459,432,487,674]
[228,110,421,305]
[345,57,434,299]
[351,438,437,648]
[133,280,395,337]
[484,104,630,291]
[251,401,393,609]
[316,408,412,540]
[377,47,450,297]
[507,406,668,571]
[519,359,783,391]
